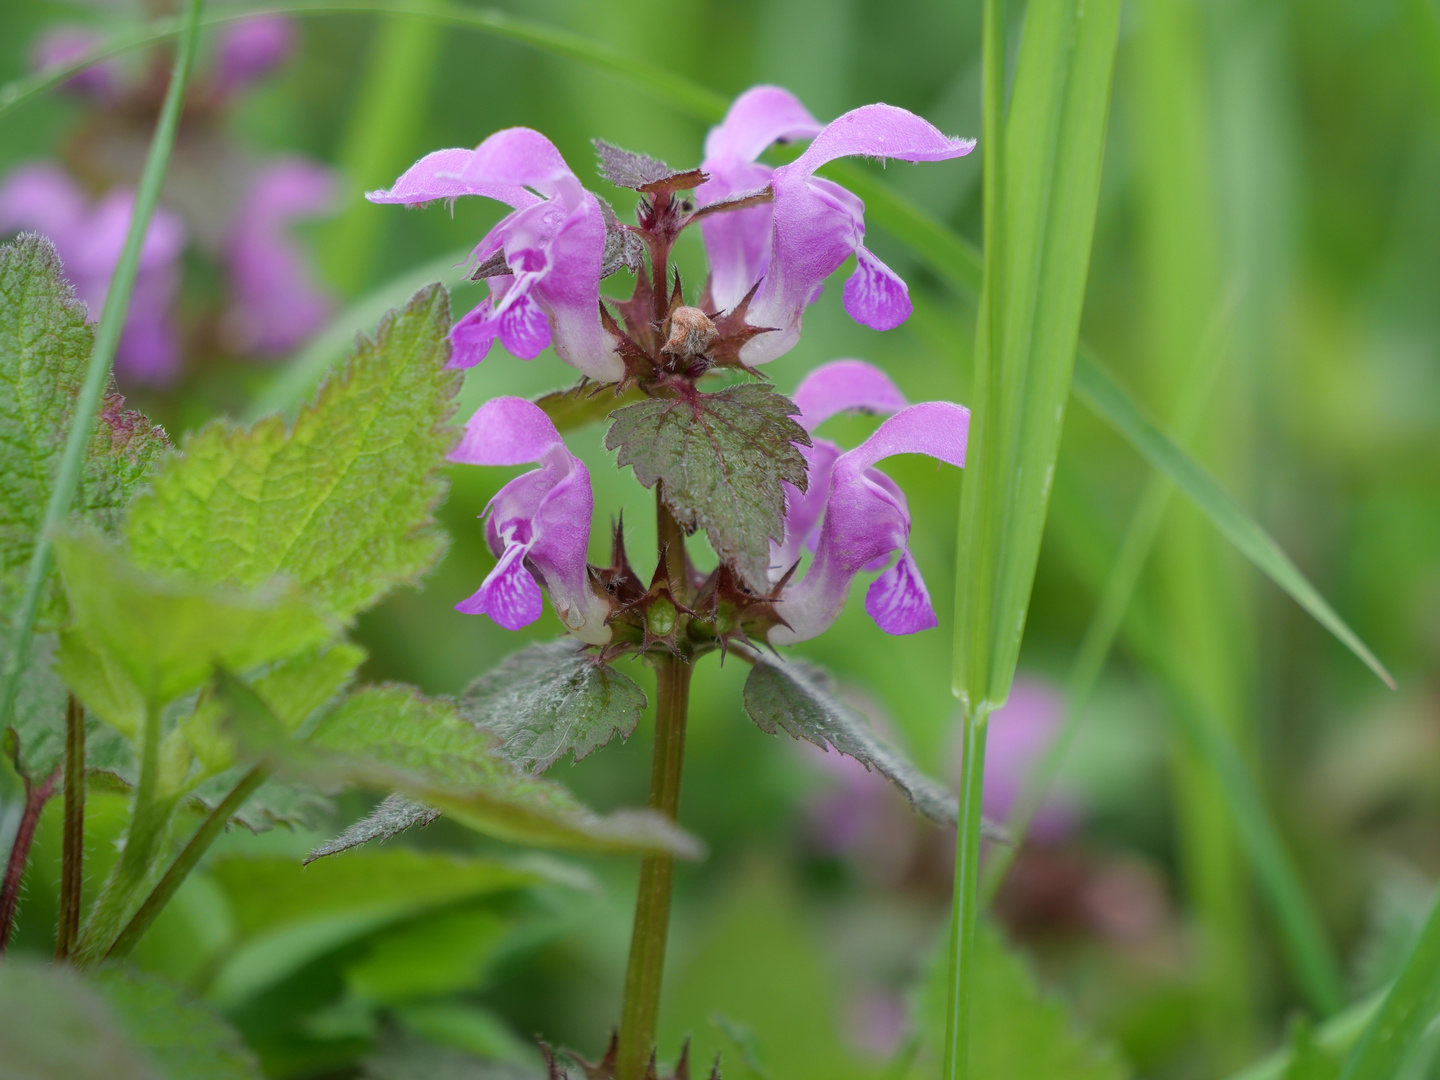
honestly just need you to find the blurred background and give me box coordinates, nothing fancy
[2,0,1439,1077]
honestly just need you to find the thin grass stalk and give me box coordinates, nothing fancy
[55,694,86,960]
[942,0,1007,1075]
[0,0,207,730]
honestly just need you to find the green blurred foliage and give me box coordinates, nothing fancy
[2,0,1439,1076]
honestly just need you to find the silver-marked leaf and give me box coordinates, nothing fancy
[599,197,646,278]
[605,384,810,588]
[459,640,647,773]
[225,680,700,859]
[741,652,960,825]
[307,793,440,863]
[592,139,706,193]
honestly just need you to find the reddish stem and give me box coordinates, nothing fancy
[0,767,60,952]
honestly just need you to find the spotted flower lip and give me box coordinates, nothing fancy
[697,87,975,366]
[0,162,185,385]
[448,396,611,645]
[769,359,969,645]
[368,129,622,382]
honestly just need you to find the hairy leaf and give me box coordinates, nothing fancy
[53,533,333,723]
[126,283,460,621]
[0,234,169,631]
[89,966,263,1080]
[459,640,647,773]
[0,960,161,1080]
[917,922,1127,1080]
[593,139,706,193]
[605,384,809,588]
[742,652,960,825]
[535,382,646,431]
[599,197,646,278]
[230,681,700,859]
[307,793,440,863]
[189,769,333,833]
[4,631,67,779]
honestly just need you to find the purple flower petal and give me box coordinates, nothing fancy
[1,165,186,386]
[980,678,1080,842]
[791,358,909,430]
[449,299,499,369]
[450,397,611,644]
[222,158,336,356]
[456,541,545,629]
[865,549,938,634]
[702,85,824,163]
[771,399,969,644]
[31,26,118,101]
[731,102,973,365]
[842,246,912,331]
[212,15,295,95]
[366,148,539,209]
[372,131,621,381]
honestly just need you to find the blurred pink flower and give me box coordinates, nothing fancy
[0,163,185,385]
[212,16,296,96]
[30,25,118,101]
[221,158,337,355]
[980,678,1080,843]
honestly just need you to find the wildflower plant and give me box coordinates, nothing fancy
[359,86,977,1075]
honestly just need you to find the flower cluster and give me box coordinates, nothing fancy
[371,86,975,657]
[0,15,336,384]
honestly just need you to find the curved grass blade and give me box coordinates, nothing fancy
[1226,991,1385,1080]
[9,1,1390,688]
[0,0,207,730]
[1336,888,1440,1080]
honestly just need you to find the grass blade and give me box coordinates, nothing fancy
[1226,991,1385,1080]
[1337,889,1440,1080]
[0,0,207,729]
[5,1,1390,689]
[946,0,1123,1077]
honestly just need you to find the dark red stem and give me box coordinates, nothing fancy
[0,767,60,952]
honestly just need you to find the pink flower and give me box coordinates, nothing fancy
[211,16,296,96]
[368,130,621,381]
[448,397,611,644]
[221,159,337,355]
[0,163,185,385]
[768,360,968,645]
[981,679,1080,843]
[697,87,975,365]
[30,26,118,101]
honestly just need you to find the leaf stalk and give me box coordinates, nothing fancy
[55,694,86,960]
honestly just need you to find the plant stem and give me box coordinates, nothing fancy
[105,764,268,961]
[72,701,173,967]
[616,495,694,1080]
[0,768,59,952]
[942,708,990,1080]
[55,694,86,960]
[0,0,206,732]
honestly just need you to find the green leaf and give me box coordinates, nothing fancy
[605,384,810,588]
[4,631,67,779]
[916,922,1128,1080]
[1282,1020,1343,1080]
[89,966,264,1080]
[740,652,960,826]
[344,904,512,1004]
[126,283,460,622]
[230,680,701,859]
[204,849,548,1008]
[0,960,162,1080]
[307,793,439,862]
[0,960,262,1080]
[53,532,334,721]
[459,640,648,773]
[1338,887,1440,1080]
[0,227,170,635]
[536,382,647,433]
[363,1029,542,1080]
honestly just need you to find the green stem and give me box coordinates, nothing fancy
[55,694,86,960]
[616,497,693,1080]
[942,708,990,1080]
[105,764,269,962]
[72,701,173,967]
[0,0,206,731]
